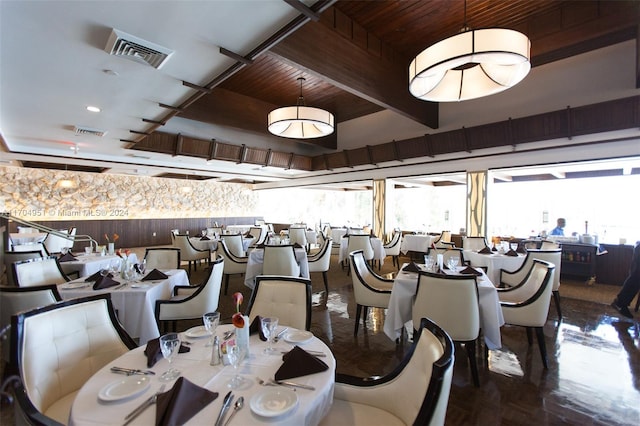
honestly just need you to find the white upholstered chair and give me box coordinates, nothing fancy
[172,234,210,274]
[498,259,555,369]
[246,276,312,330]
[12,256,70,288]
[288,227,308,251]
[347,234,375,273]
[247,226,266,246]
[42,229,75,255]
[12,243,48,257]
[383,230,402,269]
[319,317,454,426]
[0,284,62,364]
[413,271,481,387]
[307,237,332,293]
[217,239,248,295]
[4,250,44,287]
[221,233,246,257]
[154,255,224,333]
[462,236,490,251]
[9,294,136,424]
[143,247,181,271]
[350,250,393,336]
[262,245,301,277]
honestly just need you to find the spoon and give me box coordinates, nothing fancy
[223,396,244,426]
[256,377,295,391]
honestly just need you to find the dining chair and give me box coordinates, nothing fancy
[330,227,347,255]
[462,236,490,252]
[346,234,375,273]
[318,317,454,426]
[217,239,248,295]
[143,247,181,271]
[247,226,266,246]
[413,271,481,387]
[43,230,73,255]
[3,250,44,287]
[499,248,562,319]
[350,250,393,336]
[540,240,561,250]
[0,284,62,365]
[307,237,332,293]
[498,259,555,369]
[288,227,309,251]
[9,293,137,425]
[246,275,312,331]
[11,242,49,257]
[11,256,71,288]
[383,230,402,269]
[154,255,224,333]
[262,244,301,277]
[433,230,452,245]
[221,233,246,257]
[172,234,211,274]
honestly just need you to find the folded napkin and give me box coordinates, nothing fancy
[402,262,420,273]
[144,338,191,368]
[505,249,519,257]
[58,252,77,262]
[478,246,492,254]
[254,243,266,249]
[200,236,210,241]
[92,273,119,290]
[248,316,267,341]
[492,246,498,251]
[293,242,303,249]
[155,377,218,426]
[460,266,482,276]
[142,269,169,281]
[516,246,527,254]
[275,346,328,381]
[85,271,103,282]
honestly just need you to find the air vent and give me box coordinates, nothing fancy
[74,126,107,137]
[104,29,173,69]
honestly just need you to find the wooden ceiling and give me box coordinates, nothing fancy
[135,0,640,167]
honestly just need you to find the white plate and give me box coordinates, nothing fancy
[250,389,298,418]
[97,376,150,402]
[284,331,313,345]
[60,281,90,289]
[184,325,209,339]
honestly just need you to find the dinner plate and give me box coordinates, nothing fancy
[250,389,298,418]
[284,330,313,345]
[60,281,90,289]
[184,325,209,339]
[97,376,150,402]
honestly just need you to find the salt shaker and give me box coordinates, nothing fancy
[210,336,221,366]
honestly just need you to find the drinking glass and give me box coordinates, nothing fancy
[159,333,181,381]
[260,317,279,355]
[448,257,459,271]
[227,342,247,389]
[203,311,220,347]
[109,258,121,276]
[424,255,435,272]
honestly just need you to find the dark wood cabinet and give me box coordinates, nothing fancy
[560,243,597,279]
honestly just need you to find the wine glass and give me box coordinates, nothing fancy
[203,311,220,347]
[226,342,247,389]
[260,317,279,355]
[159,333,181,381]
[201,229,207,237]
[109,258,121,276]
[424,255,435,272]
[449,257,459,271]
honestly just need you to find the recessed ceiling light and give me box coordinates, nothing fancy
[86,106,101,112]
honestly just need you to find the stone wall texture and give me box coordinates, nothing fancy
[0,166,258,220]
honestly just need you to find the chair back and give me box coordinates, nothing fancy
[172,234,209,262]
[383,231,402,256]
[248,226,265,246]
[218,240,248,274]
[4,250,45,287]
[262,245,301,277]
[499,260,555,327]
[10,294,136,424]
[12,243,48,257]
[0,284,62,363]
[347,234,374,261]
[221,234,245,257]
[462,236,489,251]
[288,227,308,247]
[540,240,560,250]
[308,237,332,272]
[12,256,70,287]
[500,249,561,290]
[435,231,451,243]
[413,272,480,341]
[349,250,392,305]
[43,230,70,255]
[144,248,181,270]
[246,276,312,330]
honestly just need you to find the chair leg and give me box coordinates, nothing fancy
[224,274,230,295]
[362,306,369,330]
[465,339,480,387]
[534,326,548,369]
[354,304,362,336]
[553,290,563,320]
[322,271,328,294]
[526,327,533,345]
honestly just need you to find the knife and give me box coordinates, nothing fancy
[111,366,155,376]
[214,391,234,426]
[274,327,288,342]
[123,384,165,425]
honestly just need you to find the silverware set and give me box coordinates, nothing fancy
[110,366,155,376]
[123,384,166,425]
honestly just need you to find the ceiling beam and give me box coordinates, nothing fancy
[270,18,439,129]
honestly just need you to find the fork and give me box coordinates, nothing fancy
[123,384,166,425]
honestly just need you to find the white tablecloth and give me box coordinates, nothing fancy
[226,225,252,234]
[462,250,526,285]
[69,324,335,426]
[59,253,139,278]
[384,265,504,349]
[338,237,386,266]
[58,269,187,344]
[399,234,439,254]
[244,247,309,289]
[189,236,218,252]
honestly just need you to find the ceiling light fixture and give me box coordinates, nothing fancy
[409,0,530,102]
[55,164,78,189]
[267,77,334,139]
[180,174,193,193]
[86,105,101,112]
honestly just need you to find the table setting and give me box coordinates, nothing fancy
[69,318,336,426]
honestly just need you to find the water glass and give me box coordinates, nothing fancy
[260,317,279,355]
[227,342,247,389]
[159,333,181,381]
[203,312,220,347]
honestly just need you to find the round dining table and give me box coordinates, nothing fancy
[69,324,335,426]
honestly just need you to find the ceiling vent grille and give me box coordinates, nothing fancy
[104,29,173,69]
[74,126,107,137]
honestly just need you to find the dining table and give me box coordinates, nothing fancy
[462,249,527,285]
[57,268,188,344]
[399,234,440,254]
[68,324,336,426]
[58,253,139,278]
[338,236,386,266]
[244,247,309,289]
[384,264,505,350]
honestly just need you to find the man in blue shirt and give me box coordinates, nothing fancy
[549,218,566,236]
